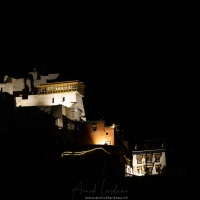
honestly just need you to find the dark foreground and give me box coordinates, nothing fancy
[1,169,194,199]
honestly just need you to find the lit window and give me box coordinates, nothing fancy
[154,154,161,162]
[147,157,152,163]
[136,157,142,164]
[155,156,161,162]
[137,167,142,174]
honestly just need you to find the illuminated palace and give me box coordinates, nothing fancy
[0,68,132,177]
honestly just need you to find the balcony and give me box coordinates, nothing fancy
[37,80,85,96]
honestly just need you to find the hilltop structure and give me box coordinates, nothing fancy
[0,68,133,178]
[0,68,86,127]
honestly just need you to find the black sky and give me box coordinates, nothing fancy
[0,3,198,147]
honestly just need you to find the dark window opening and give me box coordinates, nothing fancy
[91,122,97,132]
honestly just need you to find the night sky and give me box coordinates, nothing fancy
[1,3,198,148]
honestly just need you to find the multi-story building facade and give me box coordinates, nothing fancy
[0,68,86,128]
[132,140,166,176]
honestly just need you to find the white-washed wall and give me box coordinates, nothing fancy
[0,83,13,94]
[16,92,77,107]
[12,78,25,92]
[15,91,85,121]
[161,152,166,167]
[1,72,60,94]
[76,94,86,119]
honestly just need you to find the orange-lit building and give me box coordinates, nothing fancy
[73,120,115,145]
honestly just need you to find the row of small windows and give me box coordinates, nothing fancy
[136,155,161,164]
[91,124,109,135]
[38,85,78,94]
[37,82,84,96]
[136,166,161,174]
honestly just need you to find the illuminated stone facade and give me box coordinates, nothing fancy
[0,69,86,126]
